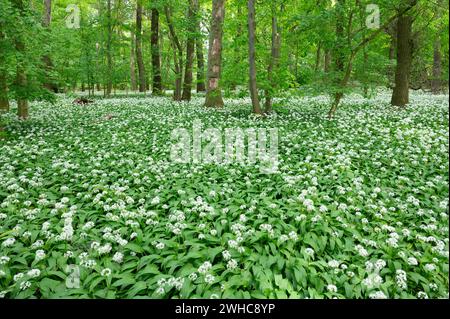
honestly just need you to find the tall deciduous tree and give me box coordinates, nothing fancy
[265,3,281,113]
[182,0,199,101]
[247,0,262,114]
[13,0,28,119]
[204,0,225,108]
[165,5,183,101]
[42,0,57,92]
[151,7,163,95]
[136,0,146,92]
[391,14,413,106]
[0,29,9,113]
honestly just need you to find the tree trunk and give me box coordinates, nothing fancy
[151,8,163,95]
[196,38,206,92]
[0,30,9,113]
[264,5,281,113]
[431,38,442,94]
[182,0,198,101]
[42,0,57,92]
[324,49,331,72]
[105,0,113,97]
[391,15,412,107]
[204,0,225,108]
[314,42,322,72]
[136,0,146,93]
[247,0,262,115]
[13,0,28,119]
[165,6,183,101]
[130,33,137,91]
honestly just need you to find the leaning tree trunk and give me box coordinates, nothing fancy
[165,6,183,101]
[264,5,281,113]
[0,30,9,113]
[151,8,163,95]
[391,15,412,107]
[182,0,198,101]
[136,0,146,93]
[431,38,442,94]
[247,0,262,114]
[314,42,322,72]
[204,0,225,108]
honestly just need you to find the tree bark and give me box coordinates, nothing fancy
[391,15,412,107]
[324,50,331,72]
[431,38,442,94]
[151,8,163,95]
[13,0,28,119]
[264,5,281,113]
[130,33,137,91]
[165,5,183,101]
[136,0,146,92]
[0,30,9,113]
[196,38,206,92]
[204,0,225,108]
[42,0,57,92]
[182,0,198,101]
[105,0,113,97]
[247,0,262,114]
[314,42,322,72]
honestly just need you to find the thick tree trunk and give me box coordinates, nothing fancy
[0,30,9,113]
[182,0,198,101]
[391,15,412,107]
[204,0,225,108]
[136,0,146,92]
[431,38,442,94]
[247,0,262,115]
[264,6,281,113]
[105,0,113,97]
[130,33,137,91]
[151,8,163,95]
[196,39,206,92]
[165,6,183,101]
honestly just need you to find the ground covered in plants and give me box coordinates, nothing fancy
[0,91,448,299]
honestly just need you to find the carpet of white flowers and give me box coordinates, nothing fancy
[0,91,448,299]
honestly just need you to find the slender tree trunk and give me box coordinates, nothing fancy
[0,30,9,113]
[136,0,146,92]
[247,0,262,114]
[324,49,331,72]
[196,38,206,92]
[13,0,28,119]
[182,0,198,101]
[204,0,225,107]
[42,0,57,92]
[105,0,113,97]
[431,38,442,94]
[314,42,322,72]
[165,5,183,101]
[391,15,412,107]
[130,33,137,91]
[264,5,281,113]
[151,8,163,95]
[328,0,346,118]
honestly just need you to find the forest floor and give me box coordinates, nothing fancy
[0,90,448,298]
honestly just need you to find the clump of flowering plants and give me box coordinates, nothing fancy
[0,90,448,299]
